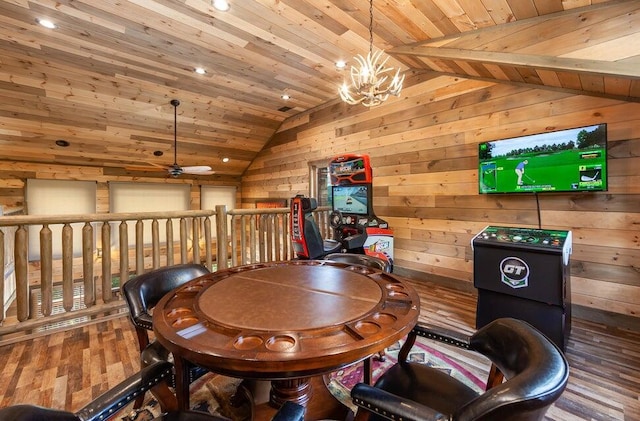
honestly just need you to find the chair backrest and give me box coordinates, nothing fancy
[290,195,326,259]
[461,318,569,421]
[323,253,391,272]
[121,264,210,349]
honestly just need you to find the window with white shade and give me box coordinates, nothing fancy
[26,179,97,260]
[109,182,191,246]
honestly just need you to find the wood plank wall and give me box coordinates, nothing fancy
[241,73,640,326]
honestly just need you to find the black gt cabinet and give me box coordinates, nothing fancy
[472,226,572,351]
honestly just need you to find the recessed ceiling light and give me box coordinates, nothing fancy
[281,94,291,100]
[335,60,347,69]
[222,157,230,163]
[36,18,57,29]
[55,139,69,147]
[212,0,230,11]
[194,67,206,75]
[153,150,164,156]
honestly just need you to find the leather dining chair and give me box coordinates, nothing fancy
[350,318,569,421]
[0,361,306,421]
[121,263,211,408]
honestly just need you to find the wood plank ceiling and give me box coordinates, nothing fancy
[0,0,637,179]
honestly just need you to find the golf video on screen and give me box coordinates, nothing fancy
[478,124,608,194]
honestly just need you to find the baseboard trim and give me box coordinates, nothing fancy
[394,266,640,333]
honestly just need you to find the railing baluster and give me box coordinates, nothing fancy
[15,226,28,322]
[62,224,73,312]
[83,222,94,307]
[40,224,53,316]
[192,217,200,265]
[166,218,174,266]
[239,215,247,265]
[135,220,144,275]
[119,221,129,286]
[215,205,228,270]
[152,219,160,269]
[102,222,112,302]
[180,218,187,264]
[204,216,212,270]
[250,215,257,263]
[230,215,238,267]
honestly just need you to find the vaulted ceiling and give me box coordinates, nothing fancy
[0,0,638,180]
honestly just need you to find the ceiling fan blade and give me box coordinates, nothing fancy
[182,165,214,175]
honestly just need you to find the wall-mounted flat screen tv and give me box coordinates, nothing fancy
[478,123,607,194]
[332,185,369,215]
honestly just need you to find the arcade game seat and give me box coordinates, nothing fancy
[290,194,342,259]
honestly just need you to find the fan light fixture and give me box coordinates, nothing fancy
[339,0,404,107]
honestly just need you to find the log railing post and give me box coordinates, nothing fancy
[215,205,228,270]
[40,224,53,316]
[204,217,212,270]
[119,221,129,286]
[135,220,144,275]
[14,226,28,322]
[101,222,112,303]
[180,218,188,264]
[192,217,200,265]
[152,219,160,269]
[166,218,174,267]
[83,222,95,307]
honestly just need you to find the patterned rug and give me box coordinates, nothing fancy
[119,374,250,420]
[120,336,486,420]
[326,336,487,413]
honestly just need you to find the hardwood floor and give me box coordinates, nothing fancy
[1,278,639,420]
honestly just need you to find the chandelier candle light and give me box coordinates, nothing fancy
[339,0,404,107]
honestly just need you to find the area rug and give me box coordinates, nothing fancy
[118,374,250,421]
[120,336,486,420]
[326,336,487,413]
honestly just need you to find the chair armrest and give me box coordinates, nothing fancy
[351,383,448,421]
[413,323,472,350]
[272,401,306,421]
[133,313,153,331]
[75,361,174,421]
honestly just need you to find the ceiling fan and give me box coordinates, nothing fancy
[167,99,214,177]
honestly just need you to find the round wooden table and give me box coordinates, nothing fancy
[153,260,420,419]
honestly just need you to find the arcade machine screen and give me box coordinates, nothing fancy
[332,185,368,215]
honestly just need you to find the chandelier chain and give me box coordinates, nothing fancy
[368,0,373,56]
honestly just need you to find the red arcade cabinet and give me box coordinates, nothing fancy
[328,154,394,266]
[290,154,394,267]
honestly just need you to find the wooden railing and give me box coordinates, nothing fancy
[0,205,332,345]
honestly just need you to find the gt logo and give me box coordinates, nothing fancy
[503,264,526,275]
[500,257,529,289]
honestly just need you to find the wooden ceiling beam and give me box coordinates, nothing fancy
[390,45,640,79]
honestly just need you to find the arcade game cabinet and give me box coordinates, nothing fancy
[328,154,394,267]
[290,154,394,269]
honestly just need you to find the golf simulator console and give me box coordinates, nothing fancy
[472,226,572,351]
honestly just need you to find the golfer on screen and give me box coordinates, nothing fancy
[515,160,528,185]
